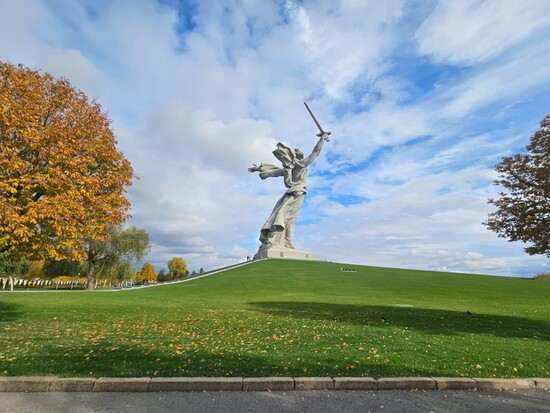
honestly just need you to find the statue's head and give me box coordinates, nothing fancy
[273,143,304,166]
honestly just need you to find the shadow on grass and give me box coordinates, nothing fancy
[0,341,447,378]
[248,301,550,341]
[0,301,21,323]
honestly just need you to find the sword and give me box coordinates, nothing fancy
[304,101,331,141]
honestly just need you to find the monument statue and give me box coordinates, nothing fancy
[249,102,330,260]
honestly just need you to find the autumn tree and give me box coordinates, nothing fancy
[135,262,156,284]
[0,62,134,262]
[485,114,550,257]
[84,226,150,290]
[167,257,188,279]
[24,260,45,280]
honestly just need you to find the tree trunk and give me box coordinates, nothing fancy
[9,276,14,292]
[86,260,96,291]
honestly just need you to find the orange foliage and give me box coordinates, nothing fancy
[52,276,86,284]
[0,62,134,260]
[135,262,156,283]
[23,260,45,280]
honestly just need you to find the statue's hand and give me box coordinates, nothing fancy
[248,164,261,173]
[321,132,330,142]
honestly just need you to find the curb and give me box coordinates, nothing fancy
[149,377,243,392]
[378,377,436,390]
[0,376,549,392]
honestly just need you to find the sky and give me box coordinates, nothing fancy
[1,0,549,277]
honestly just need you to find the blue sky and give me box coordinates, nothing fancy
[1,0,549,276]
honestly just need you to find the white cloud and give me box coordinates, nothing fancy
[0,0,52,63]
[286,0,404,100]
[327,102,434,168]
[440,41,550,118]
[416,0,550,65]
[38,48,106,96]
[0,0,106,97]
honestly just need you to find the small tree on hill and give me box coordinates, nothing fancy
[485,114,550,257]
[167,257,187,279]
[135,262,156,284]
[156,268,168,282]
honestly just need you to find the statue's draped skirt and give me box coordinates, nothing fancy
[259,192,304,248]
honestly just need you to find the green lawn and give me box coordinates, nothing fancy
[1,260,549,378]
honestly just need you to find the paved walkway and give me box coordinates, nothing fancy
[1,389,549,413]
[0,259,258,293]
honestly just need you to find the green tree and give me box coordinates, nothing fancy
[156,268,168,282]
[115,261,135,285]
[84,226,150,290]
[0,250,32,291]
[485,114,550,257]
[96,260,134,286]
[0,251,32,276]
[135,262,156,284]
[167,257,187,279]
[0,62,135,261]
[43,259,85,279]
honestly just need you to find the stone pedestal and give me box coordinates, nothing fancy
[254,247,316,260]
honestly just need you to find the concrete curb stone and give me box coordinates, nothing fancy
[243,377,294,391]
[148,377,243,392]
[474,378,531,391]
[93,377,150,392]
[531,378,550,390]
[432,377,477,390]
[0,376,549,392]
[378,377,436,390]
[49,378,96,392]
[333,377,377,390]
[294,377,334,390]
[0,376,56,392]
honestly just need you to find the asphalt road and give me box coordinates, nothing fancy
[1,390,550,413]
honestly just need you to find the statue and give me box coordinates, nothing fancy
[249,102,330,259]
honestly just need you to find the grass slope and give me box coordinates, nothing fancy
[0,260,549,378]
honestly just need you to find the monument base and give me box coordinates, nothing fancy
[254,247,316,261]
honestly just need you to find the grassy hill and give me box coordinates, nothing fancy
[1,259,549,378]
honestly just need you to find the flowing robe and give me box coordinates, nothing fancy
[254,138,325,250]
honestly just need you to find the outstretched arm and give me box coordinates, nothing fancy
[301,132,330,167]
[248,163,285,179]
